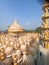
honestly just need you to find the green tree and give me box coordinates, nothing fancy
[35,27,41,33]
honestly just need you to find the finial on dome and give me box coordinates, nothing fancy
[14,18,18,24]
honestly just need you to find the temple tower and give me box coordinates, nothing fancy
[41,0,49,49]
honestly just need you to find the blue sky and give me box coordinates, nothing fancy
[0,0,43,30]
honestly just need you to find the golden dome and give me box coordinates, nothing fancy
[8,19,24,33]
[5,47,13,57]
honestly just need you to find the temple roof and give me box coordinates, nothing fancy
[8,19,24,33]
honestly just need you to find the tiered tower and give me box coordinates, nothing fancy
[41,0,49,49]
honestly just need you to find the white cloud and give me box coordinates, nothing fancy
[26,22,30,25]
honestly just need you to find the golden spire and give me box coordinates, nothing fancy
[41,1,49,49]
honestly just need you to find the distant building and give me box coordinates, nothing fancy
[8,19,24,33]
